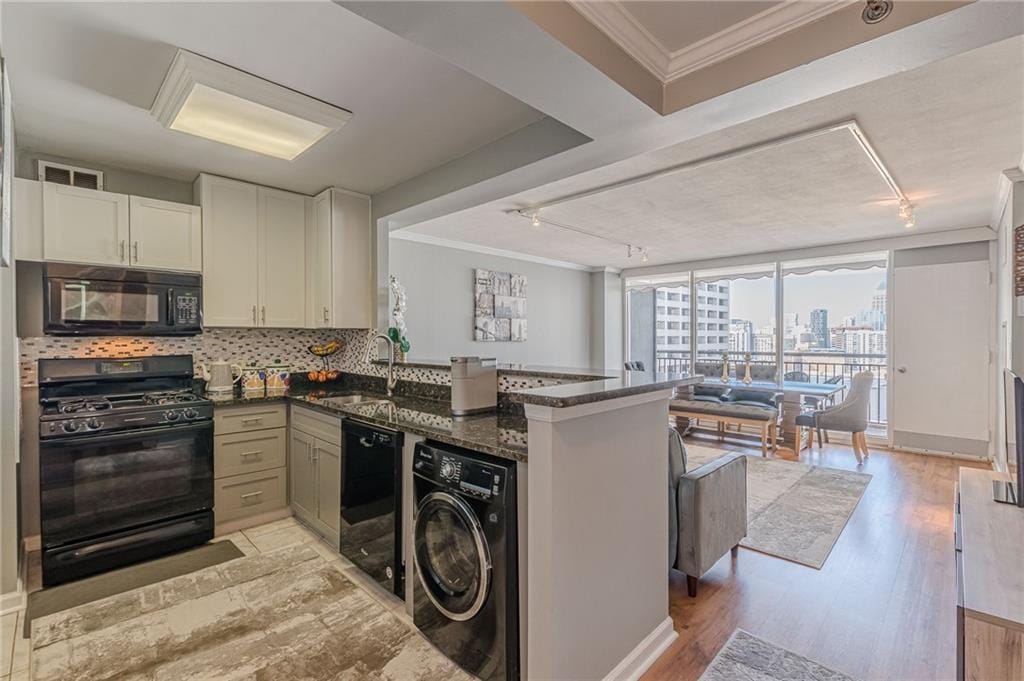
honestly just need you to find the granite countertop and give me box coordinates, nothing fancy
[510,372,705,409]
[209,387,528,462]
[374,358,612,381]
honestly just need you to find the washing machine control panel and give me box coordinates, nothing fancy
[416,448,503,499]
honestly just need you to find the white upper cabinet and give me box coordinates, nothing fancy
[197,173,307,328]
[129,196,202,272]
[309,188,372,329]
[33,179,201,272]
[13,177,43,261]
[197,174,260,327]
[42,183,130,266]
[258,188,307,328]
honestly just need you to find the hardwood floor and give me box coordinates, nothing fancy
[644,437,990,681]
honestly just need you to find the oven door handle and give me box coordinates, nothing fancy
[41,421,212,447]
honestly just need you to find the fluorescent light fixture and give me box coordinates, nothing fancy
[151,50,351,161]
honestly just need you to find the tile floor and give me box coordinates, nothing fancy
[2,516,413,681]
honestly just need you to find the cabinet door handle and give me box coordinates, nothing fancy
[252,305,257,325]
[240,417,263,426]
[312,445,319,462]
[240,491,263,502]
[322,306,329,324]
[241,450,262,459]
[119,240,126,262]
[132,241,139,262]
[261,306,266,324]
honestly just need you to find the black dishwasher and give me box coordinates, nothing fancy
[340,419,405,599]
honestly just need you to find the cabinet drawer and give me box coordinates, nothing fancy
[291,405,342,445]
[215,467,287,523]
[215,404,287,435]
[215,428,286,479]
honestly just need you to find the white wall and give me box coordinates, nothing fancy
[388,237,593,367]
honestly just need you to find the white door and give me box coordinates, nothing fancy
[129,196,202,272]
[258,188,307,328]
[310,190,333,328]
[199,176,259,326]
[42,183,129,266]
[892,256,990,455]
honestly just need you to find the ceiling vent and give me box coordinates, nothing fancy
[37,161,104,191]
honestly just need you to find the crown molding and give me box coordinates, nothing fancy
[569,0,857,84]
[389,229,596,272]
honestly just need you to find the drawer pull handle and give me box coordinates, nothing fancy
[241,418,263,425]
[241,450,262,459]
[240,491,263,502]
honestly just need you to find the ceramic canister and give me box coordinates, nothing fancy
[265,363,290,393]
[241,367,266,394]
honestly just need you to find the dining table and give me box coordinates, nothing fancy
[708,378,846,450]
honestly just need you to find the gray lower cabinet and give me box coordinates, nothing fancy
[213,404,289,530]
[289,405,342,544]
[289,429,318,520]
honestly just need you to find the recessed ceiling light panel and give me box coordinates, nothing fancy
[151,49,351,161]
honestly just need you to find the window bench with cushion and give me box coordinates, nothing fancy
[670,386,781,456]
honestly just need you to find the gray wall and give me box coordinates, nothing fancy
[388,237,592,367]
[16,150,195,204]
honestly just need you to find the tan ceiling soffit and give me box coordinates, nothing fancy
[509,1,663,113]
[664,0,972,113]
[516,1,971,115]
[568,0,858,83]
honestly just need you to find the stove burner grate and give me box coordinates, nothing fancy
[57,398,112,414]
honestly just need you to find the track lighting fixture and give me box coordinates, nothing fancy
[898,198,914,228]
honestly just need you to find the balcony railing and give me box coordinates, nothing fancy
[656,349,888,424]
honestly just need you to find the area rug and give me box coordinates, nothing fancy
[24,540,244,638]
[699,629,858,681]
[686,443,871,569]
[30,543,473,681]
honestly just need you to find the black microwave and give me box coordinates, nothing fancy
[43,263,203,336]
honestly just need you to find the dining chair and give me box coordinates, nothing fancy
[795,371,874,462]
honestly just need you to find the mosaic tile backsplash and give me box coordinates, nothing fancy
[18,328,578,393]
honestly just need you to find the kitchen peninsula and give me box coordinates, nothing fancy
[218,366,701,680]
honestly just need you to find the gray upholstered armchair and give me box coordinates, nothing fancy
[796,371,874,462]
[669,429,747,597]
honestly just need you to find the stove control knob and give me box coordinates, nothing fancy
[164,410,181,422]
[182,408,198,420]
[86,418,101,430]
[62,420,81,433]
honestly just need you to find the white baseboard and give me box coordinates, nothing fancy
[602,616,678,681]
[0,579,26,615]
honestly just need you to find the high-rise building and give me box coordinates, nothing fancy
[841,328,887,355]
[810,308,829,348]
[729,319,753,352]
[857,281,887,330]
[653,281,731,356]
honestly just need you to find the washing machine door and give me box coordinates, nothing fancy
[414,490,492,622]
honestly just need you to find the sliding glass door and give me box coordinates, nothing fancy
[625,252,890,425]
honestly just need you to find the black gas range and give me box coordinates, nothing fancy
[37,355,214,586]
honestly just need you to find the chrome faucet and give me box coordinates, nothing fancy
[364,332,398,397]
